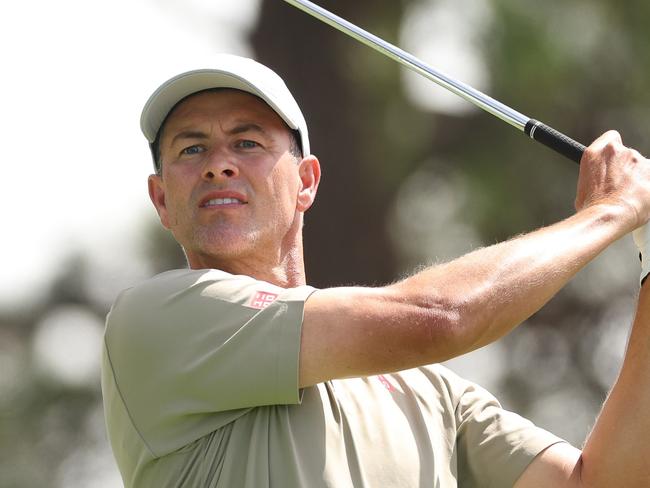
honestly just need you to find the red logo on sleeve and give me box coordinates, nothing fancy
[250,291,279,309]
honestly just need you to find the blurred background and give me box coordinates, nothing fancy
[1,0,648,486]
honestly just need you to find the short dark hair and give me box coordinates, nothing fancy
[150,89,303,175]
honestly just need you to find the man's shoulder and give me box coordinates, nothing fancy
[126,268,238,294]
[110,267,316,320]
[115,268,266,304]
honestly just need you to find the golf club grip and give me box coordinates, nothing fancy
[524,119,585,164]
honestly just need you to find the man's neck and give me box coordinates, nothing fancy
[187,241,307,288]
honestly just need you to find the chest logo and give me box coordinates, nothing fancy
[377,374,395,392]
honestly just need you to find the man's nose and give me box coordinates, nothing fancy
[202,149,239,180]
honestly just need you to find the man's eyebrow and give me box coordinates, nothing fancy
[169,123,270,146]
[170,130,210,146]
[227,123,269,136]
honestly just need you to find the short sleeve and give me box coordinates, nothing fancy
[102,269,316,456]
[453,375,566,487]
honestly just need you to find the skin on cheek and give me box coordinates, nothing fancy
[273,163,301,219]
[160,176,192,231]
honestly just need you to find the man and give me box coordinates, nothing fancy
[102,54,650,487]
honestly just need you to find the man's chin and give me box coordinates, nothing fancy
[193,230,260,259]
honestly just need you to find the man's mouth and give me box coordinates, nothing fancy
[202,197,246,207]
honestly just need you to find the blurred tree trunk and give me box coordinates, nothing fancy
[251,0,405,288]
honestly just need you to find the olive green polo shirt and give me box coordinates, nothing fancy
[102,269,564,487]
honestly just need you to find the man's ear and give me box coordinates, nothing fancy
[148,174,172,229]
[297,155,321,213]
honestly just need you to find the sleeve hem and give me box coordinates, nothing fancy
[274,285,318,405]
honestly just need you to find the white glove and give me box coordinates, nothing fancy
[633,223,650,285]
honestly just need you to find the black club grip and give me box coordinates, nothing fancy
[524,119,586,164]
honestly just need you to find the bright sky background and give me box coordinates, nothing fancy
[0,0,261,307]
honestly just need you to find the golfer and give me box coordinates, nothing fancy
[102,54,650,487]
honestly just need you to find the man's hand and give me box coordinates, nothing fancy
[576,130,650,232]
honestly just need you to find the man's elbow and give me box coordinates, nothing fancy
[383,285,467,361]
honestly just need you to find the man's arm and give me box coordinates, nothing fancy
[579,281,650,486]
[300,202,630,387]
[514,281,650,487]
[299,131,650,388]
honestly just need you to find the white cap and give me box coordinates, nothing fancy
[140,54,310,165]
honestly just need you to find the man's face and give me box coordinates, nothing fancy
[148,89,314,266]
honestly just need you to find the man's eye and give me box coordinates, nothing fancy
[237,140,259,149]
[180,145,204,156]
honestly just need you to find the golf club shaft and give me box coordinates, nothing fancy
[284,0,586,164]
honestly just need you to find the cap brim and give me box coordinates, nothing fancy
[140,69,300,143]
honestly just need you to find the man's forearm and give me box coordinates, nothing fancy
[578,284,650,486]
[301,201,636,386]
[391,202,635,358]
